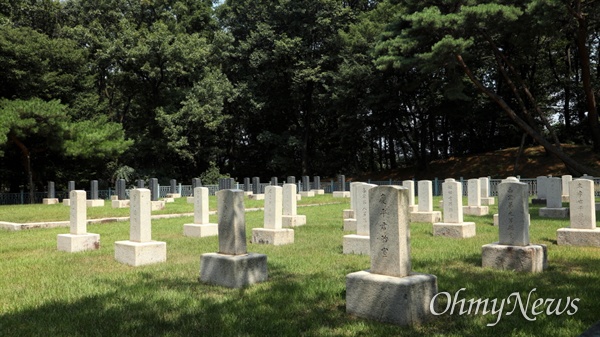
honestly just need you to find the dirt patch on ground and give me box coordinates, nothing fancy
[353,144,600,181]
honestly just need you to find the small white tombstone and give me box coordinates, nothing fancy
[557,179,600,246]
[282,184,306,227]
[346,185,438,326]
[57,190,100,252]
[479,177,495,205]
[410,180,441,223]
[561,175,572,202]
[342,182,362,231]
[482,181,546,272]
[402,180,417,212]
[252,186,294,245]
[114,189,166,266]
[200,189,267,288]
[463,178,489,216]
[343,183,376,255]
[539,177,569,218]
[433,179,476,238]
[183,187,218,237]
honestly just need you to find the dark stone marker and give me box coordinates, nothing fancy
[271,177,278,186]
[68,181,75,193]
[244,177,251,192]
[192,178,202,188]
[48,181,55,198]
[252,177,261,194]
[287,176,296,184]
[91,180,99,200]
[150,178,159,201]
[302,176,310,192]
[117,179,127,200]
[338,175,346,192]
[170,179,177,194]
[137,179,145,188]
[314,176,321,190]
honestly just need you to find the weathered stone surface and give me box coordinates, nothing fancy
[332,191,350,198]
[433,222,476,238]
[342,234,370,255]
[183,223,218,238]
[481,243,546,272]
[217,190,247,255]
[569,179,596,229]
[343,218,357,231]
[462,205,489,216]
[114,240,166,266]
[410,211,442,223]
[539,207,569,218]
[251,228,294,245]
[557,228,600,247]
[57,233,100,253]
[282,215,307,228]
[441,179,463,223]
[346,271,437,326]
[70,190,87,235]
[130,189,151,243]
[402,180,415,208]
[199,253,267,288]
[467,179,481,207]
[86,199,105,207]
[264,186,283,229]
[498,181,530,246]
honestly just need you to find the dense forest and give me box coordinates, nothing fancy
[0,0,599,193]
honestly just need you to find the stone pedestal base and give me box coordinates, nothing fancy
[539,207,569,218]
[493,213,530,226]
[63,199,71,206]
[296,194,302,201]
[481,197,495,206]
[408,205,418,212]
[343,209,355,219]
[57,233,100,252]
[463,206,489,216]
[248,194,264,200]
[432,222,476,238]
[166,193,181,198]
[346,271,438,326]
[163,197,175,203]
[183,223,218,237]
[111,196,119,201]
[187,197,194,204]
[299,191,315,197]
[482,243,546,272]
[43,198,59,205]
[557,228,600,247]
[243,191,253,196]
[111,200,130,208]
[282,215,306,227]
[343,218,357,231]
[311,189,325,195]
[343,234,370,255]
[200,253,267,288]
[251,228,294,245]
[151,200,165,211]
[562,195,570,203]
[114,240,167,266]
[86,199,105,207]
[333,191,350,198]
[410,211,442,223]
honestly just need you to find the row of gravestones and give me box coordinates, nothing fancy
[55,178,600,327]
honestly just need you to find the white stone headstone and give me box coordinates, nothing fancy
[70,190,87,235]
[561,175,572,197]
[264,186,283,229]
[479,177,490,198]
[402,180,415,207]
[369,185,410,277]
[498,181,530,246]
[569,179,596,229]
[130,189,151,243]
[350,182,362,212]
[282,184,297,216]
[442,179,463,223]
[193,187,210,224]
[417,180,433,212]
[356,183,377,236]
[536,176,548,199]
[546,177,562,208]
[467,179,481,207]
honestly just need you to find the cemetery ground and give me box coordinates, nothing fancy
[1,195,599,336]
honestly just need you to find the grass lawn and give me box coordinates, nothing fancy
[0,194,599,336]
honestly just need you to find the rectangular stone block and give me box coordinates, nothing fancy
[342,209,355,219]
[130,189,151,242]
[70,190,87,235]
[536,176,549,199]
[343,218,357,231]
[43,198,59,205]
[166,193,181,198]
[561,175,572,198]
[114,240,167,266]
[498,181,530,246]
[183,223,218,238]
[311,189,325,195]
[356,183,377,236]
[442,179,463,223]
[481,197,495,206]
[417,180,433,212]
[283,184,298,217]
[462,205,489,216]
[282,215,306,228]
[86,199,105,207]
[264,186,283,229]
[57,233,100,252]
[200,252,267,288]
[546,177,563,208]
[251,228,294,245]
[217,189,247,255]
[342,234,370,255]
[151,200,165,211]
[481,243,546,272]
[299,191,315,197]
[248,194,265,200]
[111,200,130,208]
[402,180,415,207]
[410,211,442,223]
[432,222,476,238]
[557,228,600,247]
[346,271,437,326]
[539,207,569,218]
[467,179,481,207]
[193,187,210,224]
[333,191,350,198]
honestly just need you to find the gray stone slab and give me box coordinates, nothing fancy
[199,252,267,288]
[569,179,596,229]
[482,243,546,272]
[217,189,247,255]
[498,181,530,246]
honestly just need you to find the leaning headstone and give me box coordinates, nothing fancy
[87,180,105,207]
[333,175,350,198]
[43,181,59,205]
[346,185,438,326]
[112,179,130,208]
[252,186,294,245]
[200,189,268,288]
[63,181,76,206]
[410,180,441,223]
[114,189,166,266]
[463,178,489,216]
[532,175,549,204]
[184,187,218,237]
[57,190,100,252]
[167,179,181,198]
[299,176,315,197]
[433,179,476,238]
[282,183,306,227]
[343,183,377,255]
[482,181,546,272]
[539,177,569,218]
[479,177,495,205]
[557,179,600,246]
[561,175,572,202]
[249,177,265,200]
[311,175,324,194]
[402,180,417,212]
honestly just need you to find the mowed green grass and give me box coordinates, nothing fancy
[0,195,599,336]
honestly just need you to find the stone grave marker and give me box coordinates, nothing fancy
[250,177,264,200]
[402,180,417,212]
[561,175,572,202]
[43,181,59,204]
[433,178,475,238]
[63,181,76,206]
[410,180,441,223]
[539,177,568,218]
[184,187,218,237]
[252,186,294,245]
[343,183,377,255]
[57,190,100,252]
[557,179,600,246]
[300,175,314,197]
[480,177,495,205]
[282,183,306,227]
[464,178,488,216]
